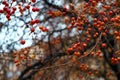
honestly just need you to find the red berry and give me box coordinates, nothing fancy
[4,6,9,12]
[32,8,36,12]
[12,7,16,11]
[114,18,119,22]
[6,14,11,20]
[114,31,119,36]
[82,43,87,47]
[39,26,43,30]
[31,27,35,32]
[68,48,73,52]
[103,17,108,23]
[86,38,90,42]
[20,40,26,45]
[67,26,71,30]
[14,60,19,63]
[25,5,30,9]
[99,12,104,15]
[77,27,83,30]
[30,19,40,25]
[35,19,40,23]
[110,18,114,22]
[0,10,4,13]
[12,0,16,2]
[45,28,49,32]
[101,43,107,48]
[30,20,35,25]
[2,1,7,5]
[109,11,113,16]
[77,42,80,46]
[112,2,116,6]
[31,0,36,3]
[94,18,98,22]
[42,28,46,32]
[32,7,40,12]
[74,52,80,56]
[2,1,9,6]
[111,57,118,64]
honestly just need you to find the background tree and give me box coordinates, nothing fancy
[0,0,120,80]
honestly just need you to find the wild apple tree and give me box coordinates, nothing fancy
[0,0,120,80]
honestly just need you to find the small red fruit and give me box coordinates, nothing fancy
[103,17,108,23]
[12,7,16,11]
[2,1,7,5]
[68,48,73,52]
[101,43,107,48]
[35,19,40,23]
[14,60,19,63]
[31,27,35,32]
[30,20,35,25]
[20,40,26,45]
[0,10,4,13]
[31,0,36,3]
[13,0,16,2]
[6,14,11,20]
[39,26,43,30]
[74,52,81,56]
[45,28,49,32]
[94,18,98,22]
[25,5,30,9]
[32,7,40,12]
[109,11,113,16]
[82,43,87,47]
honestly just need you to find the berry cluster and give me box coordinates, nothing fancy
[67,0,120,65]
